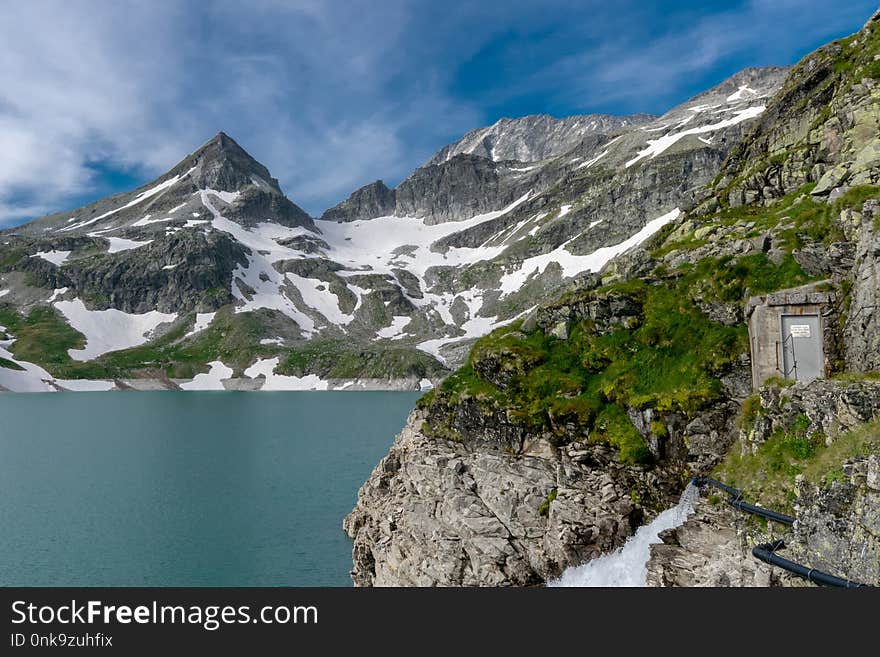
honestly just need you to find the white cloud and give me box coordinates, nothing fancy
[0,0,479,225]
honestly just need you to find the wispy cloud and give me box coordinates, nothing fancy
[0,0,876,226]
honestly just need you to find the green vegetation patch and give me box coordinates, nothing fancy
[428,272,750,463]
[655,183,880,261]
[592,405,653,464]
[680,253,812,304]
[716,417,880,514]
[0,247,26,270]
[278,339,445,380]
[0,356,25,371]
[0,305,275,379]
[537,488,558,517]
[0,304,86,367]
[0,302,447,382]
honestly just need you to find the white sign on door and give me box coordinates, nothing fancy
[789,324,811,338]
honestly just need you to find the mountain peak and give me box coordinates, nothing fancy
[9,130,315,236]
[206,130,243,153]
[172,132,280,194]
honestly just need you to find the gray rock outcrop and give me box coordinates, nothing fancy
[320,180,396,222]
[344,409,686,586]
[426,113,656,166]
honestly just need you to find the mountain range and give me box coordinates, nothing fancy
[0,65,786,392]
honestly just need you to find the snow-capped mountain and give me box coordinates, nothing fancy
[0,66,788,392]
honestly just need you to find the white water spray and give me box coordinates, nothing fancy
[548,483,699,587]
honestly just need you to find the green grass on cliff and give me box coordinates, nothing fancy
[424,273,751,464]
[0,304,87,367]
[678,252,811,304]
[715,413,880,514]
[832,20,880,86]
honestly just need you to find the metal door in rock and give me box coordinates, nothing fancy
[780,314,823,383]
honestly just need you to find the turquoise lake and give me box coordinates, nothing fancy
[0,391,420,586]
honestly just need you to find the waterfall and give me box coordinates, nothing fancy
[548,483,699,587]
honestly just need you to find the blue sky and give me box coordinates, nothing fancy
[0,1,877,226]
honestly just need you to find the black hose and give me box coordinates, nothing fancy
[691,476,872,587]
[728,499,795,525]
[691,476,740,498]
[691,476,795,525]
[753,541,870,588]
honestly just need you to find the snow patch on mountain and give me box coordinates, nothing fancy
[727,85,758,102]
[320,192,532,279]
[185,312,216,338]
[577,150,609,170]
[498,208,680,294]
[104,237,153,253]
[180,360,233,390]
[417,305,535,365]
[54,298,177,361]
[0,344,113,392]
[61,167,196,233]
[0,345,54,391]
[47,287,68,302]
[376,315,412,340]
[244,356,329,390]
[285,272,355,326]
[626,106,765,168]
[55,379,116,391]
[198,189,323,334]
[32,250,71,266]
[132,214,177,227]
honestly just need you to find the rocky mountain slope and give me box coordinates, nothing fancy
[1,66,785,392]
[346,11,880,586]
[424,113,655,166]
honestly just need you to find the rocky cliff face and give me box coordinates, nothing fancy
[788,455,880,585]
[344,408,689,586]
[645,502,793,587]
[717,12,880,207]
[320,180,396,222]
[844,201,880,371]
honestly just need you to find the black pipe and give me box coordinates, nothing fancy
[692,476,871,587]
[691,476,795,525]
[753,541,870,588]
[728,499,795,526]
[691,476,740,498]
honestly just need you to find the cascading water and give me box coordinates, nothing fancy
[548,483,699,587]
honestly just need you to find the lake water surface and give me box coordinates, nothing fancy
[0,391,420,586]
